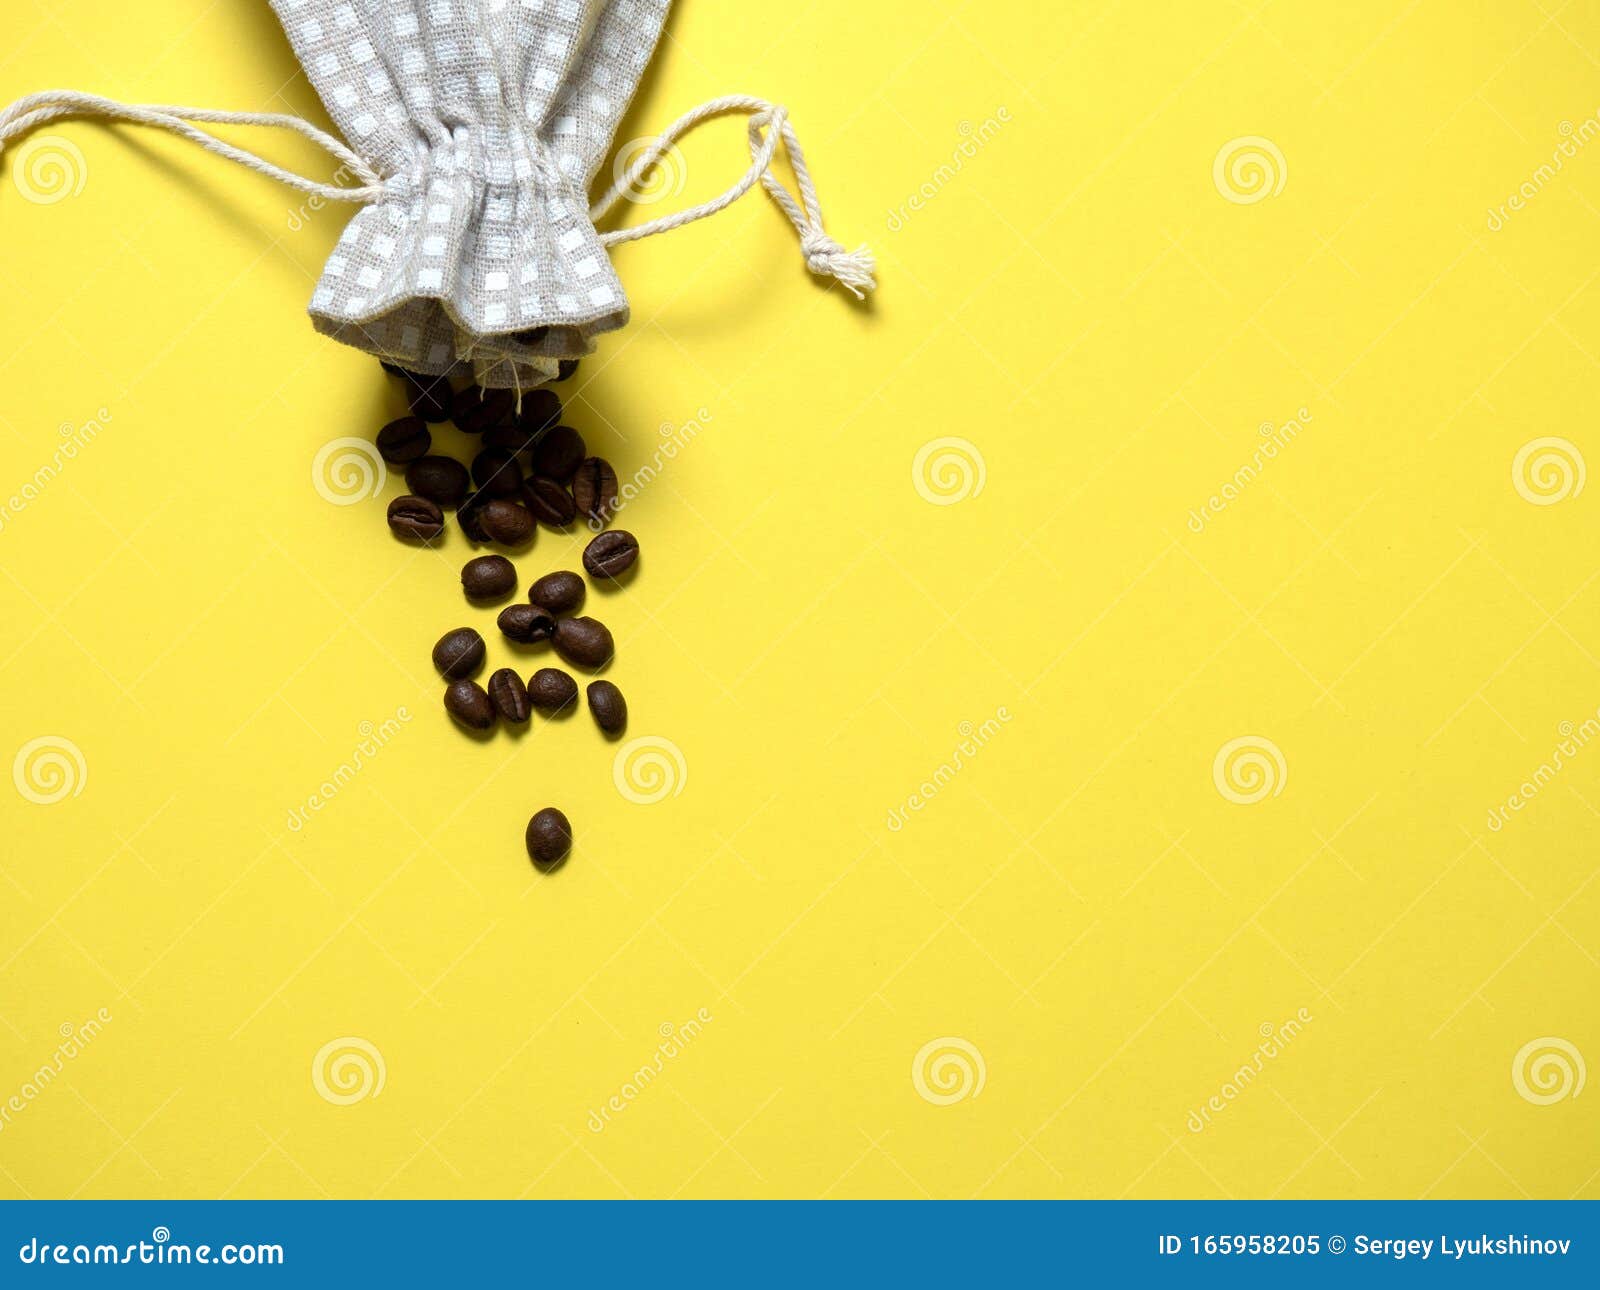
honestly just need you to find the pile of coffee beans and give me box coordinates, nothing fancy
[376,361,639,875]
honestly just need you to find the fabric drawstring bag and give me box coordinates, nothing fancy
[0,0,874,389]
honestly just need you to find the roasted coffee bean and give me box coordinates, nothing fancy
[456,496,490,544]
[555,359,579,383]
[516,388,562,435]
[432,627,486,679]
[524,476,577,527]
[583,529,639,580]
[528,570,585,615]
[553,616,614,670]
[498,602,555,644]
[444,678,495,730]
[375,416,431,465]
[406,455,471,508]
[462,554,517,600]
[527,667,579,712]
[452,384,514,434]
[404,373,453,423]
[571,457,618,527]
[471,448,524,498]
[525,806,572,867]
[488,668,531,723]
[482,424,538,458]
[531,425,586,481]
[586,680,627,734]
[479,498,536,545]
[387,495,444,541]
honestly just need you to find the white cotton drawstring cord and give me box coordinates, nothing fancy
[0,88,874,296]
[590,94,877,299]
[0,90,385,202]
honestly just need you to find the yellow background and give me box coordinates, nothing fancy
[1,0,1597,1199]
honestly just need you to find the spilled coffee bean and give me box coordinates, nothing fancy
[452,385,514,434]
[406,456,471,508]
[525,476,577,528]
[553,616,614,670]
[516,388,562,436]
[471,449,524,498]
[571,457,617,527]
[376,416,431,465]
[525,806,572,867]
[444,678,495,730]
[498,602,555,644]
[527,667,578,712]
[387,495,444,541]
[456,497,489,543]
[478,499,536,545]
[432,627,486,679]
[488,668,532,723]
[583,530,638,579]
[586,680,627,735]
[462,554,517,600]
[405,373,453,423]
[531,425,585,481]
[529,570,585,615]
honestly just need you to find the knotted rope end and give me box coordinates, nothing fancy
[802,232,877,300]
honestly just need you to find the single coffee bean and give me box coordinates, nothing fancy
[471,448,524,498]
[525,806,572,867]
[527,667,579,712]
[444,678,495,730]
[488,668,531,723]
[404,373,453,423]
[432,627,486,680]
[375,416,431,465]
[482,424,537,458]
[456,496,489,544]
[571,457,618,527]
[529,570,585,615]
[553,616,614,670]
[452,384,515,434]
[555,359,579,383]
[498,602,555,644]
[516,388,562,435]
[583,529,639,579]
[524,476,577,528]
[586,680,627,734]
[405,455,471,508]
[531,425,586,481]
[479,498,536,545]
[386,495,444,541]
[462,554,517,600]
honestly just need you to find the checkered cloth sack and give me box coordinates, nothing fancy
[0,0,875,389]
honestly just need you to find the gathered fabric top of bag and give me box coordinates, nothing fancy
[0,0,875,390]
